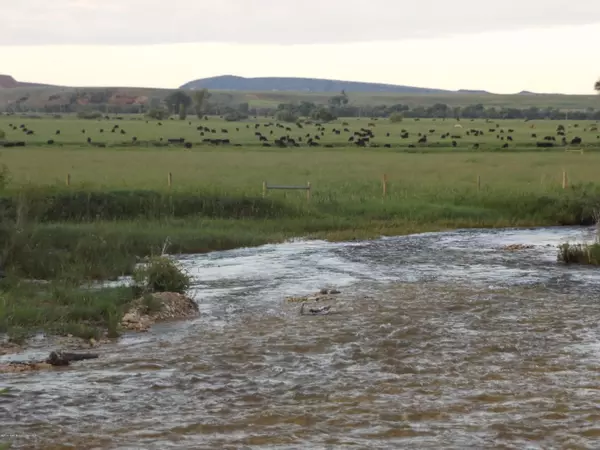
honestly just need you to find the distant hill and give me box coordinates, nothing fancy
[180,75,470,94]
[0,74,56,89]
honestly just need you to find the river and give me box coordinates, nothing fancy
[2,226,600,449]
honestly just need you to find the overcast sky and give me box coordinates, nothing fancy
[2,0,600,93]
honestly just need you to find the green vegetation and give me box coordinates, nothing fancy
[1,113,600,342]
[133,256,191,295]
[558,242,600,265]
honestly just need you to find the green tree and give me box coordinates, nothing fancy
[165,90,192,115]
[596,79,600,92]
[238,102,249,114]
[178,103,187,120]
[193,89,210,118]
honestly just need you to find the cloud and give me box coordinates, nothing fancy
[2,0,600,45]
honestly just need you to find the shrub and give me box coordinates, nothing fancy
[224,111,248,122]
[275,110,299,123]
[390,113,404,123]
[146,109,169,120]
[133,256,191,294]
[310,108,337,122]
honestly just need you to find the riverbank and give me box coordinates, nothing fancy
[2,148,600,344]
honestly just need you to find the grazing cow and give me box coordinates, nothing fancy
[537,142,554,148]
[452,140,457,147]
[418,135,427,144]
[508,129,514,133]
[507,136,513,141]
[221,129,228,133]
[47,139,54,145]
[56,130,61,135]
[87,137,92,143]
[531,133,537,138]
[473,143,480,149]
[384,144,391,148]
[502,143,509,148]
[184,142,192,149]
[571,137,582,145]
[81,129,86,134]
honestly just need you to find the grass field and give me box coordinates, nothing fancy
[1,115,599,151]
[2,114,600,341]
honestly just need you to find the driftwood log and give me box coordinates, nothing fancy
[45,351,99,366]
[0,351,99,374]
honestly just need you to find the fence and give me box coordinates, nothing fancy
[262,181,311,202]
[63,171,574,193]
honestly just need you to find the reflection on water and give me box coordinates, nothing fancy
[2,226,600,449]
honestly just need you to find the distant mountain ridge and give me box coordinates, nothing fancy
[181,75,477,94]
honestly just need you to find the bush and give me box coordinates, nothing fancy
[146,109,169,120]
[390,113,404,123]
[133,256,191,294]
[275,110,299,123]
[224,111,248,122]
[310,108,337,122]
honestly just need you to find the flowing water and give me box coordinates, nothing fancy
[2,226,600,449]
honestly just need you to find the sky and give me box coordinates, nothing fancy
[2,0,600,94]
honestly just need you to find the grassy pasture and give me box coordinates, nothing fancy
[1,115,599,151]
[2,114,600,341]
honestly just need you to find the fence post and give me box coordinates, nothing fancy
[477,175,481,191]
[382,174,388,198]
[66,173,71,187]
[262,181,267,198]
[167,172,172,188]
[307,182,311,202]
[562,170,568,189]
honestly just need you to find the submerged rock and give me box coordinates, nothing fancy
[286,288,342,303]
[121,292,199,332]
[0,342,22,356]
[501,244,535,251]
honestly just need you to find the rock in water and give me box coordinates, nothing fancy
[121,292,199,332]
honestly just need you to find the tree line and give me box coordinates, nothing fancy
[5,79,600,120]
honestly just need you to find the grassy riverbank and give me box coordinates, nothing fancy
[2,132,600,342]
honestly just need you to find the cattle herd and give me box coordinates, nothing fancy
[1,117,599,150]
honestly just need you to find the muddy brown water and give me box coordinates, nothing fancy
[2,226,600,449]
